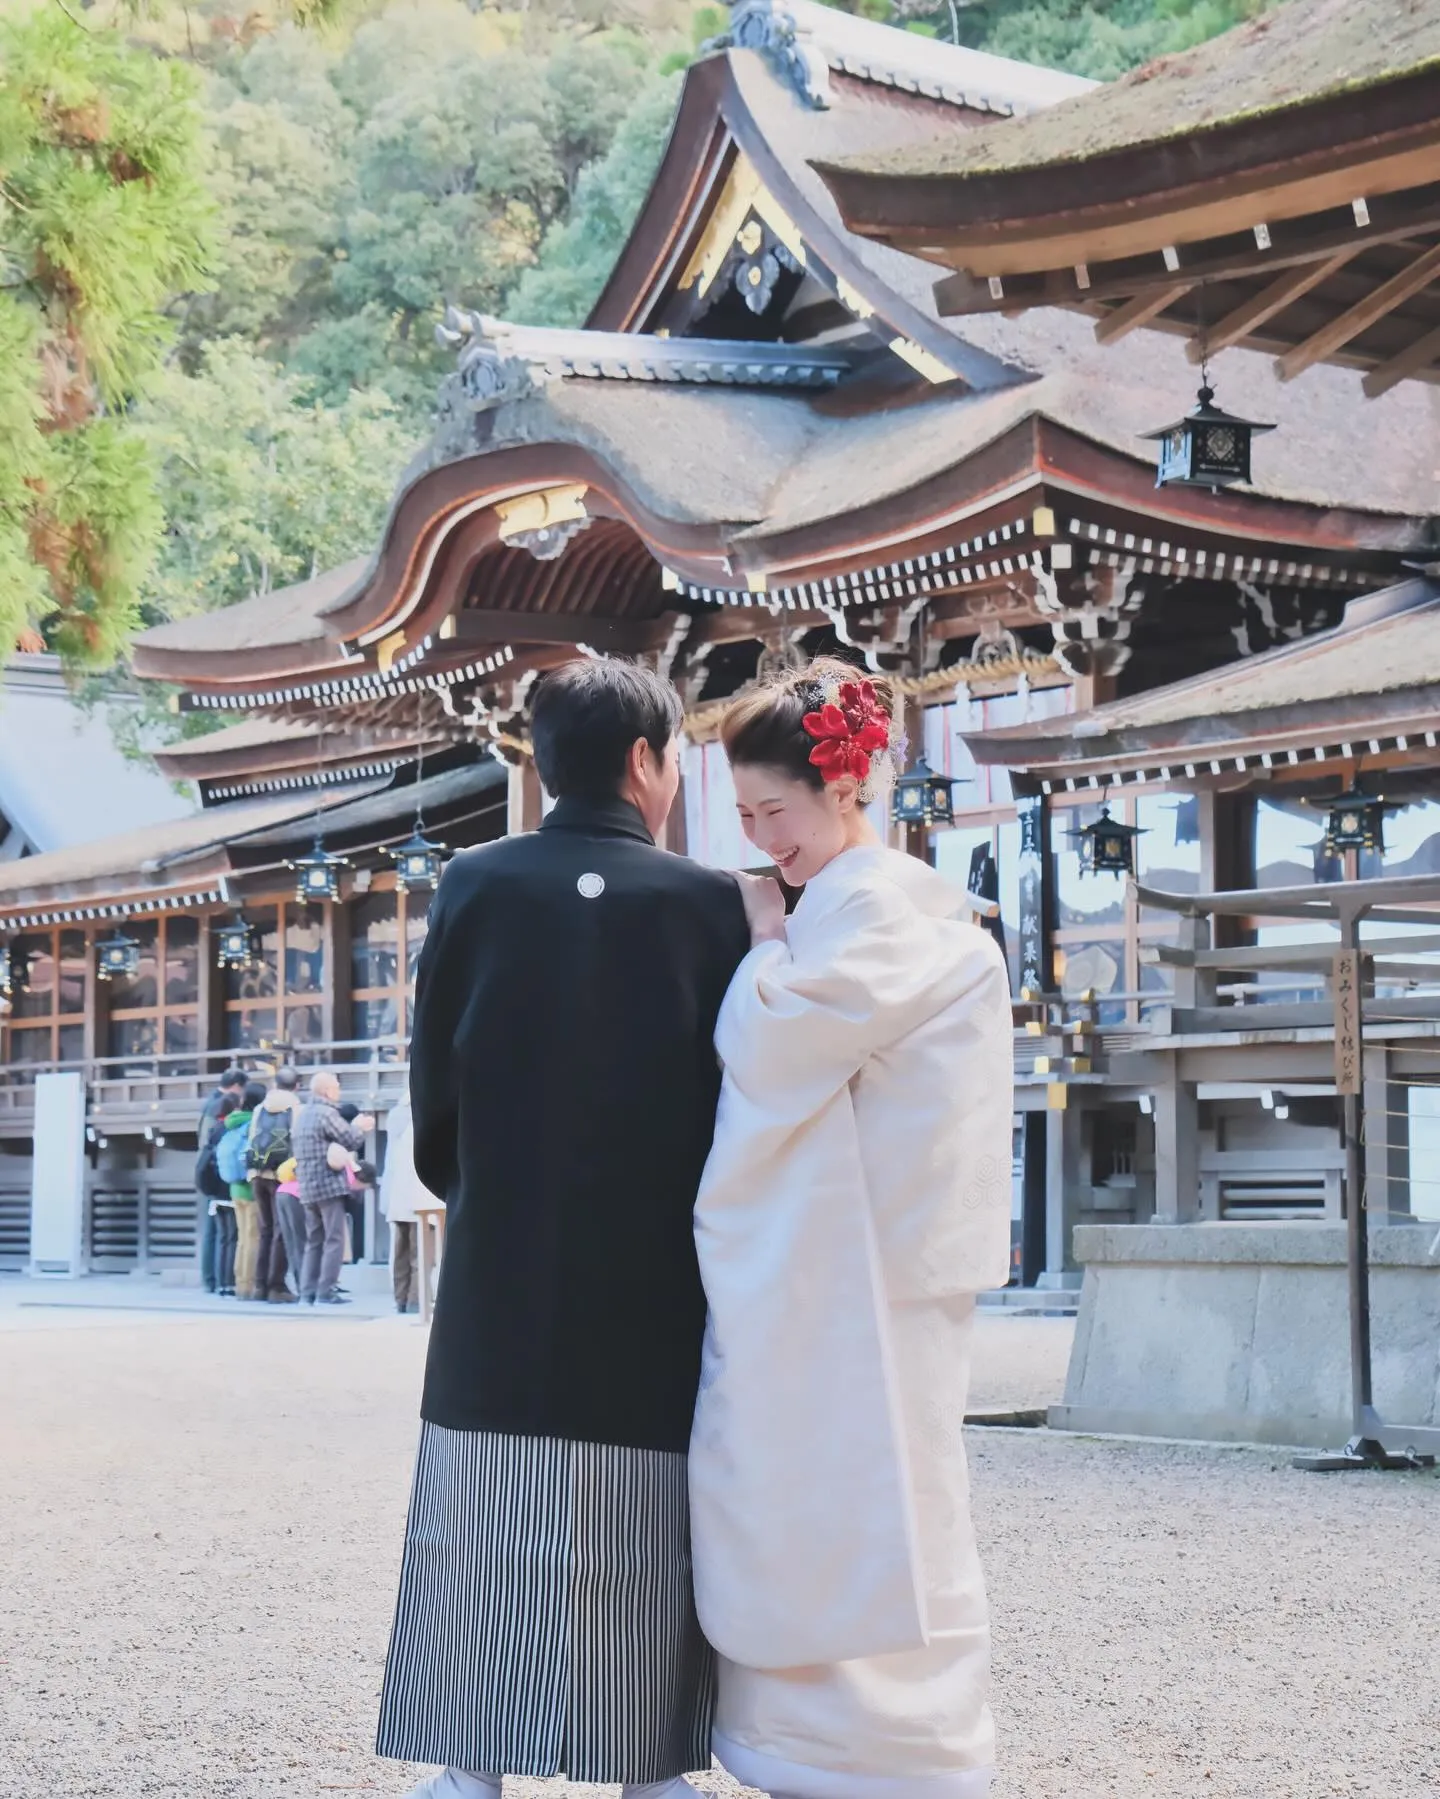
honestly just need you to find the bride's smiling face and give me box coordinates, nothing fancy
[733,763,857,887]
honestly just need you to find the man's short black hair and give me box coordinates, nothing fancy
[530,660,683,802]
[220,1066,246,1091]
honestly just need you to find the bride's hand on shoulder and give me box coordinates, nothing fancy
[735,871,787,946]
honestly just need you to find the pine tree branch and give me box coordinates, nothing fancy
[48,0,90,33]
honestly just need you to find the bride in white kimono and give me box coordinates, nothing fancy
[690,661,1015,1799]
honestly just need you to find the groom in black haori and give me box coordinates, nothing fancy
[376,660,750,1799]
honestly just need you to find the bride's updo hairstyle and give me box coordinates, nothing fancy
[720,657,900,803]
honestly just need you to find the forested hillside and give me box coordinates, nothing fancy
[0,0,1271,712]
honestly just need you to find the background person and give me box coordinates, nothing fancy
[196,1066,245,1292]
[375,659,750,1799]
[250,1065,302,1303]
[378,1091,432,1315]
[294,1072,372,1306]
[336,1099,378,1263]
[197,1091,240,1297]
[217,1079,267,1301]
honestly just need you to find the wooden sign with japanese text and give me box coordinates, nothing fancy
[1333,949,1361,1095]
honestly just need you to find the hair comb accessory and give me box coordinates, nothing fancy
[803,679,891,784]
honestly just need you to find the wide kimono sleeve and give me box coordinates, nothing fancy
[714,877,945,1117]
[407,864,466,1203]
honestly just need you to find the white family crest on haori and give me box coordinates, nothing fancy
[690,845,1014,1673]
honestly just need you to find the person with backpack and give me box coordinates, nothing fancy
[196,1067,245,1291]
[197,1091,241,1297]
[217,1079,267,1300]
[250,1067,302,1304]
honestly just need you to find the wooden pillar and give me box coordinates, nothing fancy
[196,915,225,1074]
[665,773,689,856]
[324,898,353,1049]
[1070,671,1118,712]
[507,760,544,835]
[84,930,107,1066]
[1199,789,1252,950]
[1152,1053,1202,1222]
[1167,911,1215,1014]
[896,693,928,862]
[1039,1101,1085,1286]
[1020,1110,1048,1287]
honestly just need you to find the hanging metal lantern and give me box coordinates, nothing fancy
[1069,803,1145,877]
[1142,383,1275,489]
[891,756,959,829]
[386,828,449,893]
[287,836,348,903]
[96,925,142,982]
[1321,785,1386,858]
[216,914,260,971]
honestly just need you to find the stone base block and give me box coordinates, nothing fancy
[1054,1222,1440,1449]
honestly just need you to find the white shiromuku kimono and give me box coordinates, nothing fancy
[690,844,1014,1799]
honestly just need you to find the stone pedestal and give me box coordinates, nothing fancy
[1052,1221,1440,1448]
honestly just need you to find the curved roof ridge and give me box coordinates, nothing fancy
[788,0,1093,115]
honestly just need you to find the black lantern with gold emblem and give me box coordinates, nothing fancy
[1321,785,1387,859]
[1070,803,1145,877]
[1143,383,1275,490]
[386,828,448,894]
[891,756,959,829]
[216,913,260,971]
[287,836,348,903]
[96,925,142,982]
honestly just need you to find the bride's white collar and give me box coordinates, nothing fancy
[798,843,974,921]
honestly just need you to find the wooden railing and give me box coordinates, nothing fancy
[0,1039,413,1134]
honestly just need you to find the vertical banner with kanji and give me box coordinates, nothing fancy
[1333,949,1361,1095]
[1016,793,1050,996]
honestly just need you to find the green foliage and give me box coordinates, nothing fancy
[135,339,414,621]
[0,6,212,663]
[906,0,1271,78]
[191,5,667,433]
[507,73,683,328]
[3,0,1269,708]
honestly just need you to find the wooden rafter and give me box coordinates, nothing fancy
[1276,240,1440,380]
[1094,283,1194,344]
[1362,320,1440,397]
[1190,251,1360,358]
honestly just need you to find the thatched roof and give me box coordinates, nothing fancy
[821,0,1440,183]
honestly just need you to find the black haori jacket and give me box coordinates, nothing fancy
[410,794,750,1453]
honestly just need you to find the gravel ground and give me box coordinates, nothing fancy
[1,1308,1435,1799]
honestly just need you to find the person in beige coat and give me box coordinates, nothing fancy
[380,1093,435,1314]
[691,662,1014,1799]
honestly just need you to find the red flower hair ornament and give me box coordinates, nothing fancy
[803,679,891,784]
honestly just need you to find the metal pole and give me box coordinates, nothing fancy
[1337,902,1376,1449]
[1295,886,1434,1470]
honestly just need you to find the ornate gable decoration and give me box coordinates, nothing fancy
[707,0,832,111]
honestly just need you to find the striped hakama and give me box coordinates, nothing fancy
[375,1424,715,1783]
